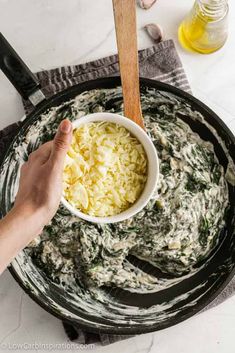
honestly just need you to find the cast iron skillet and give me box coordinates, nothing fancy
[0,33,235,335]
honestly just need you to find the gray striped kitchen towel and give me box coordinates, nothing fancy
[23,39,191,114]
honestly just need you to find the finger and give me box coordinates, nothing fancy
[36,142,53,163]
[28,142,52,164]
[18,161,30,182]
[49,119,72,167]
[20,161,28,174]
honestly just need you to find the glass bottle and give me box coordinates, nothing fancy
[178,0,229,54]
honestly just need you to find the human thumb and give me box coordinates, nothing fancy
[50,119,72,166]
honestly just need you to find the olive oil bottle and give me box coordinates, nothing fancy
[178,0,229,54]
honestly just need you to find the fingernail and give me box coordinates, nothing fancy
[60,120,72,134]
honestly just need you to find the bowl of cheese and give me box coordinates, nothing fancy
[62,112,159,223]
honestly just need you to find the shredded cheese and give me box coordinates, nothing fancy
[63,121,147,217]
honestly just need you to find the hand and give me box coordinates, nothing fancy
[14,119,72,231]
[0,119,72,274]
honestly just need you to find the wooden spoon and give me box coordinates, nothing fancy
[112,0,145,130]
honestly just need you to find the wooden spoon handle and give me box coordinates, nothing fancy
[113,0,145,130]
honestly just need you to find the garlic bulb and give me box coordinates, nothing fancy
[137,0,157,10]
[144,23,163,43]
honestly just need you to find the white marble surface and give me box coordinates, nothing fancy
[0,0,235,352]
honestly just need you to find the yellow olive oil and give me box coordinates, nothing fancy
[178,0,228,54]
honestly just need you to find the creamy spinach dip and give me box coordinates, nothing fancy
[21,87,229,294]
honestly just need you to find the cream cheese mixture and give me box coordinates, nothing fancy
[21,87,229,293]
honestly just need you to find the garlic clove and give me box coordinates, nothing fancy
[137,0,157,10]
[144,23,164,43]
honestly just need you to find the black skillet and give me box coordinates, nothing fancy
[0,33,235,335]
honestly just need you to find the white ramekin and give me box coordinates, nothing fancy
[61,112,159,223]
